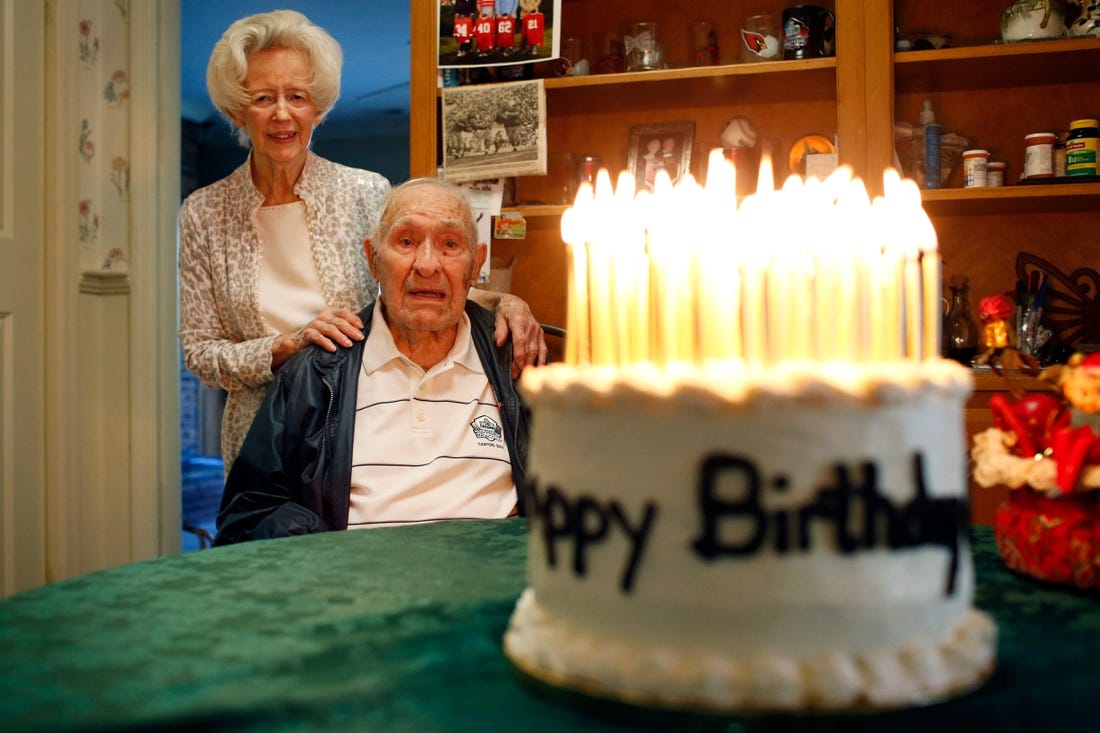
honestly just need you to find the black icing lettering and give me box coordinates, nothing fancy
[573,497,609,576]
[772,475,791,553]
[692,455,766,558]
[906,453,966,596]
[610,502,657,593]
[691,452,967,597]
[526,479,574,569]
[526,476,658,594]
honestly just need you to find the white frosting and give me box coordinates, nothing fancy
[504,359,995,711]
[505,590,996,712]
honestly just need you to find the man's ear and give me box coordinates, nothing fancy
[474,242,488,279]
[364,237,377,279]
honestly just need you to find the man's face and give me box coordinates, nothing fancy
[366,185,486,337]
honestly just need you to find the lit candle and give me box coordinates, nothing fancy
[611,170,645,364]
[835,178,874,361]
[904,179,942,360]
[561,183,594,364]
[904,248,923,360]
[669,175,701,364]
[699,150,740,361]
[872,196,906,361]
[766,177,801,361]
[631,190,653,363]
[647,169,694,365]
[819,167,855,361]
[588,169,617,365]
[737,194,768,365]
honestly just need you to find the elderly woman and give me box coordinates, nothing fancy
[179,10,546,471]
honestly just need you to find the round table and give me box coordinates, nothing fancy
[2,520,1098,732]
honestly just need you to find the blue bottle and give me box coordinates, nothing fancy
[921,99,941,189]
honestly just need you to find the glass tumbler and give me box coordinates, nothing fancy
[740,14,781,62]
[625,22,663,71]
[690,19,720,66]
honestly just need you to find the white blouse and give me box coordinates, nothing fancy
[256,201,326,336]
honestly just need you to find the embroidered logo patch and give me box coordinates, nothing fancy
[470,415,503,443]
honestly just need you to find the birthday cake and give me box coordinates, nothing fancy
[503,162,996,713]
[970,352,1100,588]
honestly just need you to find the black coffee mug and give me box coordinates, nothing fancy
[782,5,836,59]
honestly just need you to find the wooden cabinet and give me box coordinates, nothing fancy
[410,1,1100,520]
[892,0,1100,317]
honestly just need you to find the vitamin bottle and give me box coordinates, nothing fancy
[1066,118,1099,177]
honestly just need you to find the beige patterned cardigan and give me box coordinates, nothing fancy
[178,152,390,470]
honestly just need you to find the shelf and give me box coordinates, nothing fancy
[504,204,566,218]
[895,36,1100,92]
[544,57,836,90]
[921,182,1100,215]
[441,58,839,107]
[970,367,1050,393]
[511,182,1100,220]
[572,62,836,107]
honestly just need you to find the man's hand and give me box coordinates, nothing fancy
[469,289,548,378]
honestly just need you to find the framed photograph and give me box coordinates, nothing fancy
[437,0,562,69]
[628,121,695,192]
[441,79,547,183]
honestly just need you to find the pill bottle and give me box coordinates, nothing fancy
[962,149,989,188]
[1066,118,1099,177]
[1023,132,1055,178]
[987,161,1006,187]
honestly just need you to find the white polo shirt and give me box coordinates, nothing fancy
[346,304,517,529]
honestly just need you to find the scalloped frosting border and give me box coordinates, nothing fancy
[503,589,996,713]
[520,360,974,413]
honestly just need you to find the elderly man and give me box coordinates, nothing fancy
[214,178,529,545]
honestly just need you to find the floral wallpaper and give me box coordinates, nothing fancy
[76,0,130,273]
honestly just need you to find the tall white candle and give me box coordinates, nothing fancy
[610,171,645,364]
[588,170,617,365]
[562,183,595,364]
[699,150,740,361]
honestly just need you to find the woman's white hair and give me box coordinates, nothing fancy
[206,9,343,147]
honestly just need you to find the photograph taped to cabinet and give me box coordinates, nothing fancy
[629,121,695,193]
[442,80,548,183]
[439,0,562,68]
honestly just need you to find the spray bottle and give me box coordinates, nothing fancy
[921,99,941,189]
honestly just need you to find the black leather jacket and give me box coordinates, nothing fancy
[214,301,529,545]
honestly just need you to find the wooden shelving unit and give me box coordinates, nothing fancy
[410,0,1100,523]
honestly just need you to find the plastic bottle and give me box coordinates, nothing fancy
[987,161,1006,187]
[962,149,989,188]
[1066,118,1099,177]
[921,99,941,189]
[1023,132,1056,179]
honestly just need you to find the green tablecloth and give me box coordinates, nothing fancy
[1,520,1097,732]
